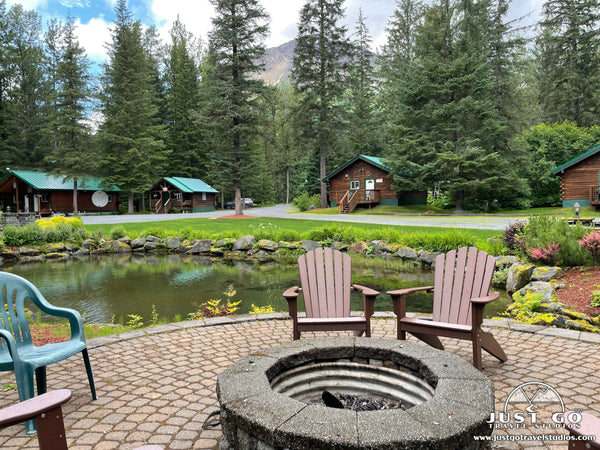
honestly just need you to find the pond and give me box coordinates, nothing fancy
[3,254,509,324]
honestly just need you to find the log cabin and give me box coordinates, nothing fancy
[323,155,426,213]
[551,144,600,210]
[0,170,120,215]
[148,177,218,213]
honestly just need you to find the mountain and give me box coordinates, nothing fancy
[257,40,296,85]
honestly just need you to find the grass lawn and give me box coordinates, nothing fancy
[84,217,500,245]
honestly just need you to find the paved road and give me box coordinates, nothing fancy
[82,204,521,230]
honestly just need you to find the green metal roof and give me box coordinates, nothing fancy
[151,177,218,194]
[1,170,120,191]
[551,143,600,175]
[323,155,391,181]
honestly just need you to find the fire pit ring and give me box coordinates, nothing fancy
[217,338,494,449]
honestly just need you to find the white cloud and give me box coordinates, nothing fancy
[74,17,112,64]
[6,0,48,9]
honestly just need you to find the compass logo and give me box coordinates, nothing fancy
[487,381,582,429]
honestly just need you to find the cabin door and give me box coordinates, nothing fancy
[24,195,30,212]
[364,179,375,200]
[33,195,40,212]
[162,191,170,206]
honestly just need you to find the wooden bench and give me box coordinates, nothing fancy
[567,412,600,449]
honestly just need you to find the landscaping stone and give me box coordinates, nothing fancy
[397,246,418,260]
[144,240,159,251]
[257,239,278,252]
[348,241,368,253]
[81,239,96,249]
[532,266,564,282]
[190,239,212,254]
[519,281,557,303]
[18,247,41,257]
[233,236,255,251]
[278,241,300,250]
[44,242,66,252]
[166,237,181,250]
[146,235,160,243]
[109,240,132,253]
[214,238,236,249]
[505,263,535,294]
[20,255,44,263]
[45,252,69,260]
[301,240,320,253]
[418,249,437,265]
[130,238,146,249]
[495,255,520,268]
[330,241,349,252]
[73,247,90,256]
[118,236,132,245]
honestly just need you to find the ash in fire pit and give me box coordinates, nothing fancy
[217,338,494,449]
[320,390,407,411]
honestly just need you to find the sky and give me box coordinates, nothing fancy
[6,0,543,66]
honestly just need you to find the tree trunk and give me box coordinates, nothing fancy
[73,178,79,215]
[138,195,145,213]
[455,189,464,211]
[128,192,134,214]
[286,168,290,204]
[234,188,242,215]
[320,150,327,209]
[221,191,224,210]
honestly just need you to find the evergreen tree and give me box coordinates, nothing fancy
[292,0,352,208]
[537,0,600,126]
[164,18,205,178]
[45,17,94,214]
[98,0,167,213]
[347,9,380,156]
[204,0,269,215]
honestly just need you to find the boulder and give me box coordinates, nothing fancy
[531,266,564,282]
[418,250,436,265]
[330,241,350,252]
[257,239,278,252]
[233,235,256,251]
[214,238,236,249]
[191,239,212,254]
[146,235,160,243]
[144,240,159,251]
[348,242,368,254]
[81,239,96,249]
[278,241,300,250]
[45,242,66,253]
[301,240,321,253]
[118,236,132,245]
[18,247,41,257]
[397,247,418,260]
[505,263,535,295]
[495,255,520,268]
[130,238,146,249]
[166,237,181,250]
[109,240,132,253]
[518,281,556,303]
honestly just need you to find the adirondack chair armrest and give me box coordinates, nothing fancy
[386,286,434,298]
[351,285,379,297]
[283,286,301,321]
[283,286,300,300]
[470,292,500,304]
[0,389,72,429]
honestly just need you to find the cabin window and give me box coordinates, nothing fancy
[202,192,207,201]
[350,180,360,190]
[40,194,49,203]
[174,192,182,200]
[107,195,113,203]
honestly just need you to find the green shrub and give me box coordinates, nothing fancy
[139,227,168,239]
[179,227,196,241]
[110,225,127,240]
[293,193,321,211]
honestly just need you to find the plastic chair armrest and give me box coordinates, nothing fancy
[0,328,20,362]
[0,389,72,428]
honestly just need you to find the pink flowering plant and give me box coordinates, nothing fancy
[526,243,561,266]
[578,231,600,264]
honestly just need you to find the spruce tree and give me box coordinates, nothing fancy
[204,0,269,215]
[292,0,352,208]
[537,0,600,126]
[45,17,94,214]
[98,0,167,213]
[164,18,205,178]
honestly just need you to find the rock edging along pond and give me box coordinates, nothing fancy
[0,235,596,333]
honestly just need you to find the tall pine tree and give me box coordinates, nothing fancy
[537,0,600,126]
[98,0,167,213]
[45,17,94,214]
[204,0,269,215]
[292,0,352,208]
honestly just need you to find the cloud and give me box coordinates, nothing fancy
[59,0,90,7]
[74,16,112,64]
[150,0,214,45]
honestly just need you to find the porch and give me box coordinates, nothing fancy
[149,190,193,214]
[591,186,600,207]
[330,189,381,214]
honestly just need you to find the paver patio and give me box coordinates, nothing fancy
[1,314,599,449]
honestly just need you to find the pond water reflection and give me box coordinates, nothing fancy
[3,254,509,324]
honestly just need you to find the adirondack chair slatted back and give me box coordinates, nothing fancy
[0,279,34,347]
[298,248,352,318]
[432,247,496,325]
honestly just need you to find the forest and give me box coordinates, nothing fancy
[0,0,599,213]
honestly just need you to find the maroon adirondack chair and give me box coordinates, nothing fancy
[283,248,379,340]
[0,389,163,450]
[387,246,507,370]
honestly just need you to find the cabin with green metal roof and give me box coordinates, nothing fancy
[148,177,218,213]
[551,144,600,209]
[0,170,120,215]
[323,155,426,213]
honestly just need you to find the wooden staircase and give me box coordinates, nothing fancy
[338,191,359,214]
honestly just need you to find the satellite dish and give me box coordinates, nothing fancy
[92,191,109,207]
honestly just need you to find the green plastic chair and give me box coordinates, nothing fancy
[0,272,97,434]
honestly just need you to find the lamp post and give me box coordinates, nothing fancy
[573,202,581,218]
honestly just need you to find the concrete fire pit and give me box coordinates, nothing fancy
[217,337,494,449]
